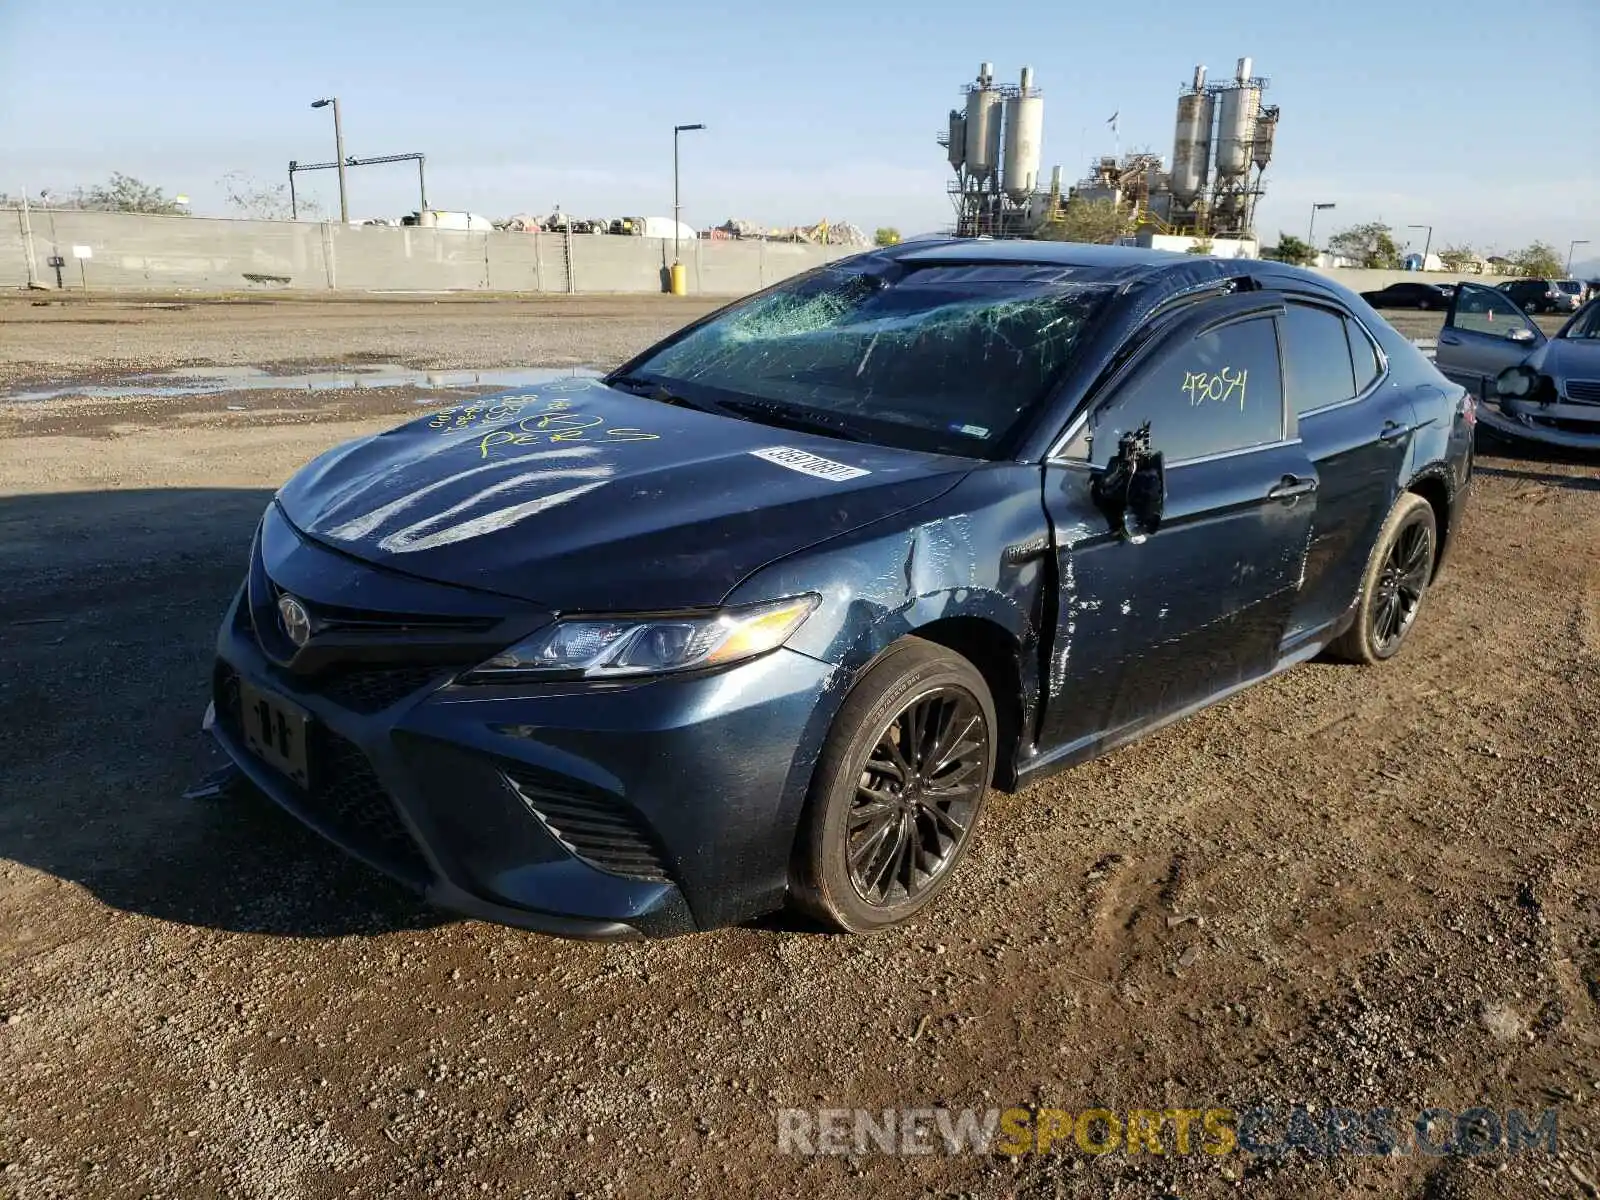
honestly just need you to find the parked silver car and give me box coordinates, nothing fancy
[1435,283,1600,449]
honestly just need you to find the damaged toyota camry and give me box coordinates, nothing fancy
[206,240,1473,939]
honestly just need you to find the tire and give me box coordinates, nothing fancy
[1328,492,1438,664]
[791,638,997,933]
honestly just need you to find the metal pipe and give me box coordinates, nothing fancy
[289,152,425,218]
[417,155,427,211]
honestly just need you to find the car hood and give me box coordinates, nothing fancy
[1528,338,1600,383]
[277,378,970,610]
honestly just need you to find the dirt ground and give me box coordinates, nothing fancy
[0,296,1596,1200]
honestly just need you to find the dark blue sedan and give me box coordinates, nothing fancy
[206,240,1474,938]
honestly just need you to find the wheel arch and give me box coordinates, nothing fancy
[905,616,1025,792]
[1405,468,1454,579]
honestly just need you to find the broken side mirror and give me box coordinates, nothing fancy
[1090,422,1166,540]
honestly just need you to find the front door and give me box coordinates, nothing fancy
[1436,282,1545,396]
[1038,298,1317,758]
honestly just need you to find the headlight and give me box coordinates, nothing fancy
[1494,365,1539,399]
[463,595,819,682]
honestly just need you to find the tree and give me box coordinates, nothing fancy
[1437,243,1479,272]
[1262,232,1317,266]
[1186,237,1215,256]
[873,227,901,247]
[1326,222,1401,269]
[74,173,187,214]
[1509,240,1563,279]
[1036,198,1134,246]
[220,171,314,220]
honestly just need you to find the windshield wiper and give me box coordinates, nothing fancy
[711,396,873,444]
[605,374,720,413]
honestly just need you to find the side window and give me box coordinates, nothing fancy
[1280,304,1356,415]
[1346,318,1382,392]
[1090,316,1284,466]
[1450,287,1529,335]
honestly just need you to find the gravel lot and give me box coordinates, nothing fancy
[0,296,1596,1199]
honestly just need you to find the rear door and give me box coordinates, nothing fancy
[1437,282,1545,396]
[1278,302,1417,645]
[1038,296,1316,754]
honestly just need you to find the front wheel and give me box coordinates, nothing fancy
[791,638,996,933]
[1328,493,1438,664]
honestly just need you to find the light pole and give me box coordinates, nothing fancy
[1408,223,1433,270]
[1307,202,1336,252]
[672,123,705,288]
[1568,239,1591,274]
[311,98,348,223]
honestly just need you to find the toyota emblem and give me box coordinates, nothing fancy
[277,594,312,648]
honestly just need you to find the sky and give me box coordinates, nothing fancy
[3,0,1597,263]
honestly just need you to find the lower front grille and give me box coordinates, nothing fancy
[214,660,243,738]
[1565,379,1600,405]
[502,765,671,882]
[212,658,431,887]
[308,730,432,886]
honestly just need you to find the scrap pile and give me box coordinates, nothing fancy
[714,218,871,246]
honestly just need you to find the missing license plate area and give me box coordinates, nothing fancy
[238,679,311,788]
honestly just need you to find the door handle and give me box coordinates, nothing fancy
[1380,416,1435,443]
[1438,333,1461,345]
[1267,474,1318,500]
[1379,420,1415,443]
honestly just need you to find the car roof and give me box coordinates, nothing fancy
[875,235,1327,293]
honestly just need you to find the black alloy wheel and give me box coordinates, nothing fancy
[1370,516,1433,655]
[845,687,989,908]
[1328,492,1438,664]
[792,638,997,933]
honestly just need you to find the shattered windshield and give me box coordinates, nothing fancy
[622,264,1112,457]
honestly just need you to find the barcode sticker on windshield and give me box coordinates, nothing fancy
[749,446,870,482]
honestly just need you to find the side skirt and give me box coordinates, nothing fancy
[1013,611,1353,791]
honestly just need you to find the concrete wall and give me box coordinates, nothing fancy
[1309,267,1507,293]
[0,209,1523,300]
[0,208,858,296]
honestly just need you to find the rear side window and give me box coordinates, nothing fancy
[1347,318,1381,392]
[1090,316,1284,465]
[1280,304,1356,414]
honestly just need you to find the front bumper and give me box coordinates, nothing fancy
[208,518,841,938]
[1479,394,1600,451]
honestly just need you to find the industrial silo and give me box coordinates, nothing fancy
[1001,66,1044,201]
[964,63,1003,183]
[947,109,967,170]
[1251,105,1279,171]
[1214,57,1261,179]
[1169,66,1213,204]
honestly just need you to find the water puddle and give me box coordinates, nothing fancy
[2,364,602,404]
